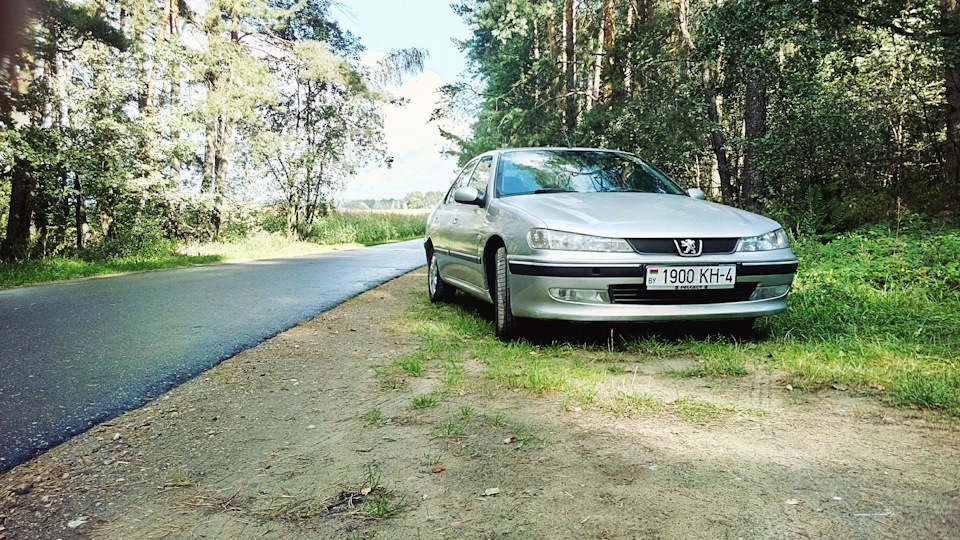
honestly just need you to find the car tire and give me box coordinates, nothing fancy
[428,252,456,303]
[494,246,519,340]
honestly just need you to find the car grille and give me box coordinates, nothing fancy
[608,282,757,305]
[627,238,738,255]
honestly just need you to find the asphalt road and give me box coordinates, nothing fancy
[0,240,426,472]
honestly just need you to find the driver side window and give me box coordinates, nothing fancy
[444,159,479,204]
[467,156,492,196]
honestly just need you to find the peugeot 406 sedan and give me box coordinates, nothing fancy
[424,148,798,339]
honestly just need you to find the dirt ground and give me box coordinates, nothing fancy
[1,269,958,540]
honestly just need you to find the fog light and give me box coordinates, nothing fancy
[749,284,791,301]
[549,288,611,304]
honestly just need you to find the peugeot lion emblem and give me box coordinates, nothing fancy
[674,238,702,257]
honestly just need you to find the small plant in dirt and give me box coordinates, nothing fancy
[437,419,467,438]
[363,408,383,426]
[444,358,467,388]
[363,464,382,492]
[412,392,441,409]
[394,353,425,377]
[421,453,443,466]
[165,470,198,487]
[459,405,475,419]
[362,494,406,519]
[504,422,539,448]
[484,413,507,427]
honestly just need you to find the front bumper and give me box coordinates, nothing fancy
[506,255,797,322]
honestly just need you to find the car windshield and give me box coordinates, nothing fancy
[496,149,686,197]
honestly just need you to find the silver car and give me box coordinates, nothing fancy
[424,148,798,339]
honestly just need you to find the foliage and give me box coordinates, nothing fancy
[0,0,419,261]
[447,0,958,228]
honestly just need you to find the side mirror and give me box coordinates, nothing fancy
[686,188,707,200]
[454,186,484,206]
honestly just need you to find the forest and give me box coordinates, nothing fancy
[0,0,426,263]
[1,0,959,265]
[441,0,960,235]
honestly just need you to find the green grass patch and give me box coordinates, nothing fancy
[363,408,383,426]
[394,352,425,377]
[674,397,724,424]
[412,392,442,409]
[886,372,960,415]
[599,390,665,417]
[0,254,222,288]
[436,418,467,438]
[667,356,749,379]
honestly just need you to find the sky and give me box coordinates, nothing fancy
[335,1,474,202]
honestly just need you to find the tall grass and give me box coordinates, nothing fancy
[308,211,427,245]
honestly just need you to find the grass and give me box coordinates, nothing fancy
[411,392,441,409]
[394,353,424,377]
[436,419,467,438]
[0,254,223,288]
[362,494,406,519]
[363,408,383,426]
[164,470,199,487]
[309,211,427,246]
[403,219,960,420]
[667,357,749,379]
[0,211,427,289]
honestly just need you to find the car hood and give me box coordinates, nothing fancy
[498,192,781,238]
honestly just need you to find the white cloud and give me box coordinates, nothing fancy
[339,71,464,201]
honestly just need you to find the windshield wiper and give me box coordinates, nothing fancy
[534,188,575,194]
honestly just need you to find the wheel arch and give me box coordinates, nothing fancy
[424,238,434,262]
[483,236,507,293]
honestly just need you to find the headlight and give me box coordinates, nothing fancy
[736,229,791,252]
[527,229,633,252]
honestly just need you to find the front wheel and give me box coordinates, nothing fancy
[428,252,455,303]
[493,246,519,340]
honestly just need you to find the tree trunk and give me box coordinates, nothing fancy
[702,65,733,203]
[678,0,693,83]
[202,106,217,193]
[563,0,576,138]
[741,76,767,213]
[944,0,960,192]
[168,0,182,186]
[2,162,36,260]
[75,174,87,251]
[213,115,233,238]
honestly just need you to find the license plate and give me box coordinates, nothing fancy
[646,265,736,290]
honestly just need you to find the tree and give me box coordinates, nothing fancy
[1,0,126,260]
[251,42,386,237]
[943,0,960,190]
